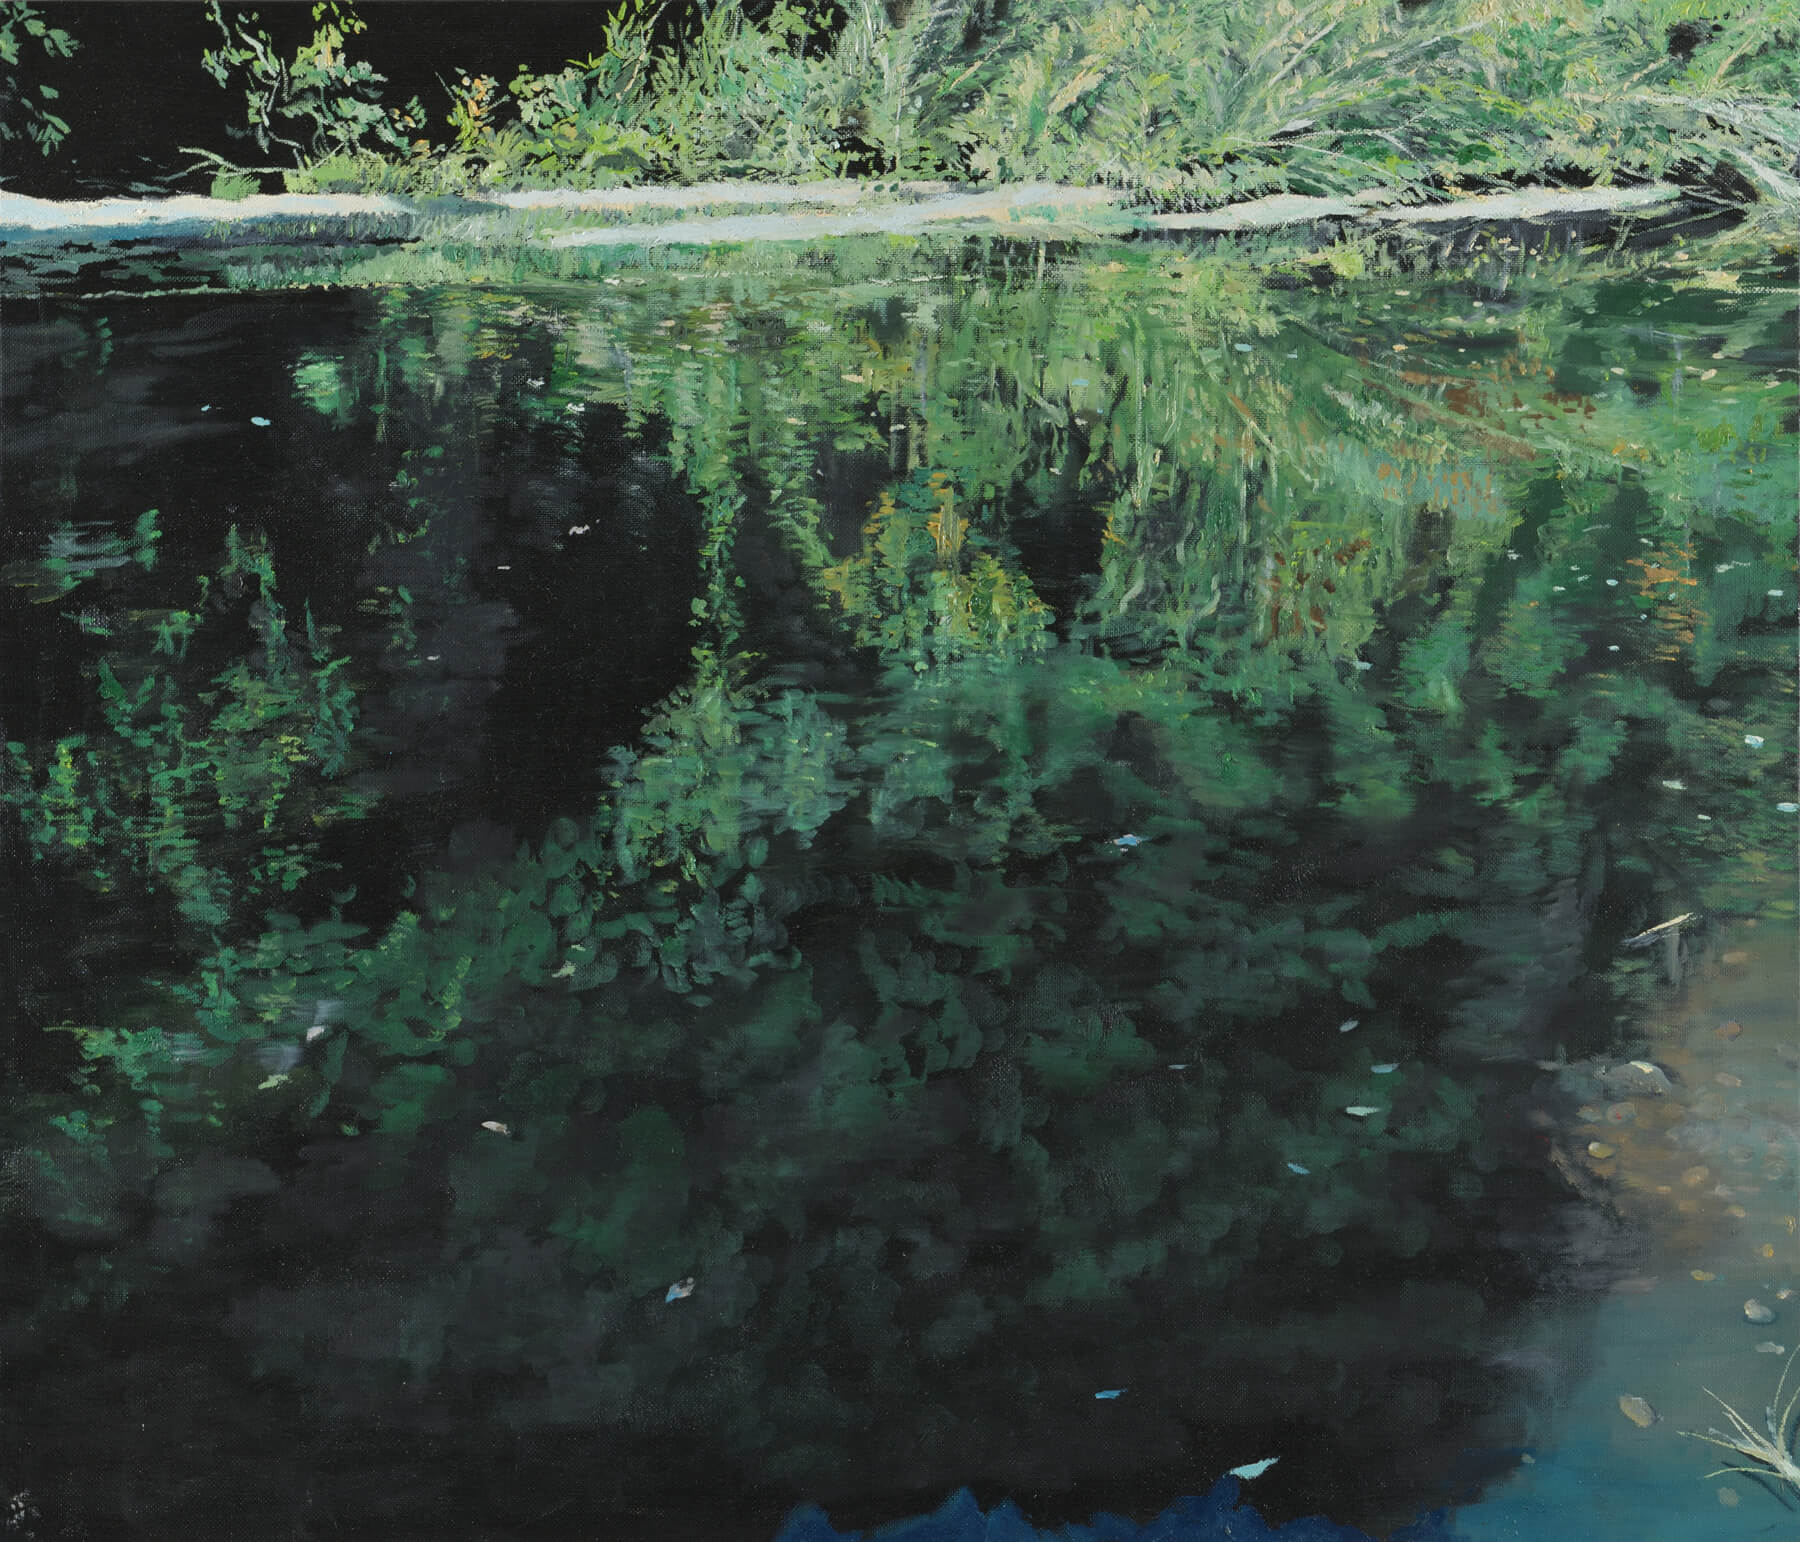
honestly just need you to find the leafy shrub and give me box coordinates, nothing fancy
[0,0,76,160]
[220,0,1795,208]
[199,0,423,171]
[209,169,258,199]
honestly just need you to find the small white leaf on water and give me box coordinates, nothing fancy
[568,524,591,536]
[666,1277,695,1303]
[1371,1063,1398,1074]
[1605,578,1619,586]
[1770,590,1786,598]
[1113,833,1143,848]
[1094,1388,1125,1400]
[250,416,270,427]
[480,1120,511,1137]
[1344,1106,1380,1118]
[1660,779,1685,791]
[552,961,577,979]
[1779,803,1799,814]
[1229,1457,1279,1480]
[1338,1019,1360,1033]
[1352,660,1373,670]
[1286,1162,1310,1175]
[1744,735,1764,748]
[305,1025,327,1042]
[1168,1063,1190,1070]
[257,1074,287,1090]
[1756,1342,1787,1354]
[1607,645,1620,652]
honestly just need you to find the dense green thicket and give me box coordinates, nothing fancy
[1,238,1793,1531]
[181,0,1800,208]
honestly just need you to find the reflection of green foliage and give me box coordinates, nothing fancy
[5,235,1794,1520]
[2,527,365,937]
[2,508,160,600]
[291,351,352,421]
[820,466,1052,669]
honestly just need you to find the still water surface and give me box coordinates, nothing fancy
[1,234,1794,1539]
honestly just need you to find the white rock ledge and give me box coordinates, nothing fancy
[0,180,1688,249]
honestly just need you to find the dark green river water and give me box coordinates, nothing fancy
[1,231,1794,1539]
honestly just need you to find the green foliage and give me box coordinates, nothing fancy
[434,0,667,188]
[199,0,423,171]
[209,168,259,200]
[0,0,76,159]
[258,0,1798,212]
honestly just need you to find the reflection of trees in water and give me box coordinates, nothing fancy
[0,243,1793,1537]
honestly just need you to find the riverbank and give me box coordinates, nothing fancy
[0,179,1695,252]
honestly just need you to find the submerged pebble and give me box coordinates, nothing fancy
[1601,1062,1670,1099]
